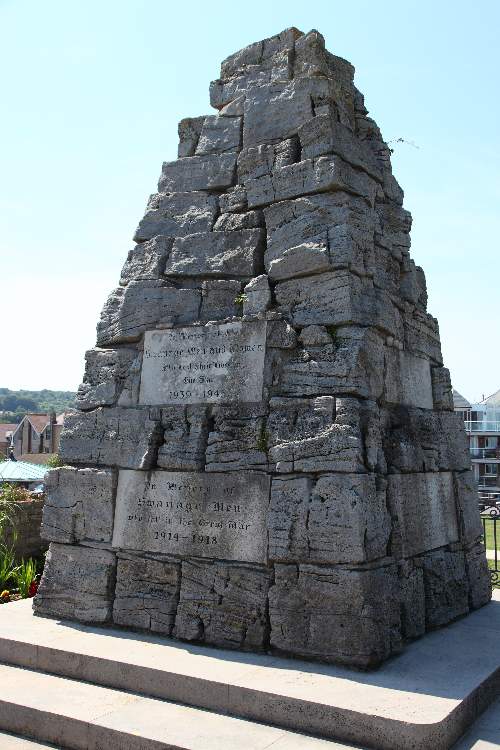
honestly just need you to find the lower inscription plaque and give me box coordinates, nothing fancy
[139,320,267,405]
[112,470,270,563]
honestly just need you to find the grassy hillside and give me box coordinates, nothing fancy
[0,388,75,423]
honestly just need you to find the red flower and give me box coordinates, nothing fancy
[28,581,38,597]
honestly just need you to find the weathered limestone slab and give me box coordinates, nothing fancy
[112,470,270,564]
[403,308,443,364]
[96,281,200,346]
[113,556,180,634]
[454,470,484,544]
[268,473,390,564]
[164,229,264,277]
[177,116,205,157]
[60,408,162,469]
[384,350,433,409]
[195,115,242,155]
[42,467,116,544]
[383,407,471,473]
[242,274,271,315]
[421,548,470,628]
[139,321,266,405]
[431,366,454,410]
[157,405,209,471]
[246,155,377,208]
[298,115,382,181]
[134,192,218,244]
[120,236,172,283]
[76,348,138,410]
[213,209,263,231]
[158,153,236,193]
[210,28,299,109]
[264,193,376,280]
[269,563,402,668]
[174,560,272,650]
[267,397,366,473]
[387,472,459,557]
[277,327,385,399]
[205,402,268,473]
[465,542,492,609]
[34,543,116,623]
[200,280,241,321]
[275,271,402,338]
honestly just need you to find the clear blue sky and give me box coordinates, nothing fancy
[1,0,498,403]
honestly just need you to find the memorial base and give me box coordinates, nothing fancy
[0,593,499,750]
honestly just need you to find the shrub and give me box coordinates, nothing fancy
[12,558,38,599]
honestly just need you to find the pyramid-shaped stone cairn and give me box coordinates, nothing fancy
[35,28,491,668]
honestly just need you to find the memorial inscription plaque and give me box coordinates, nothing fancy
[112,469,270,563]
[139,321,267,405]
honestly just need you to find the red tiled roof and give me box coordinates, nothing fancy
[0,424,17,442]
[25,414,51,434]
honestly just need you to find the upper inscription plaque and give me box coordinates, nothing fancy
[139,321,266,405]
[112,469,270,563]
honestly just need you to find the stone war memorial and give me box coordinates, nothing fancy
[34,27,491,673]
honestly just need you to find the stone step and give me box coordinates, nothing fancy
[0,732,61,749]
[1,595,500,750]
[0,662,353,750]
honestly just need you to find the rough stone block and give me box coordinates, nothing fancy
[210,29,299,109]
[269,563,402,668]
[403,308,443,365]
[164,229,265,278]
[454,470,483,544]
[158,152,237,193]
[113,556,181,634]
[96,281,200,345]
[205,403,268,472]
[219,185,247,213]
[277,326,385,399]
[213,210,264,231]
[431,366,454,410]
[264,193,376,279]
[465,542,492,609]
[275,270,402,338]
[242,274,271,315]
[398,560,425,640]
[267,396,365,473]
[76,348,138,410]
[134,192,218,244]
[387,472,459,558]
[200,279,241,321]
[421,548,469,629]
[177,116,205,157]
[383,407,471,473]
[174,560,271,651]
[120,236,172,283]
[246,155,377,209]
[195,115,242,155]
[298,114,382,181]
[34,543,116,623]
[384,350,433,410]
[41,467,116,544]
[60,407,162,469]
[268,473,390,564]
[243,78,330,147]
[157,405,209,470]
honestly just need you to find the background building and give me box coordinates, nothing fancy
[10,412,65,462]
[454,389,500,504]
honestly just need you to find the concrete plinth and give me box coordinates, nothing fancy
[0,592,499,750]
